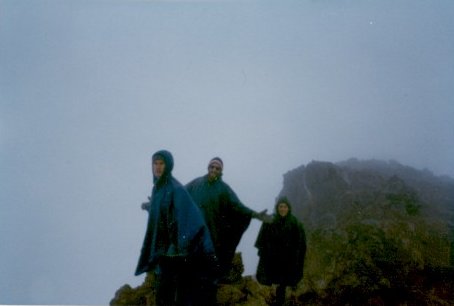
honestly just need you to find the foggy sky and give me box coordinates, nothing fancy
[1,0,453,304]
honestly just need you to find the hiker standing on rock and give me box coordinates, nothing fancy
[255,196,307,306]
[185,157,272,302]
[135,150,217,306]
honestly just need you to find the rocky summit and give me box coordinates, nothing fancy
[111,158,454,305]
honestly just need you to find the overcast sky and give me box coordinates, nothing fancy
[1,0,453,304]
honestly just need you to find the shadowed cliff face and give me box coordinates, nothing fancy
[281,159,454,230]
[279,159,454,305]
[280,159,454,233]
[111,159,454,305]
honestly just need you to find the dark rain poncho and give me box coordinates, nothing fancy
[135,151,215,276]
[255,205,307,287]
[185,175,253,277]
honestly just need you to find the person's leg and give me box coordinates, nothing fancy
[174,258,195,306]
[156,258,178,306]
[275,284,286,306]
[194,277,217,305]
[181,257,218,306]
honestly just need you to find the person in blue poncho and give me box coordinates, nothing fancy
[135,150,217,306]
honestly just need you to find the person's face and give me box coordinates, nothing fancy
[277,203,289,217]
[153,159,166,179]
[208,163,222,181]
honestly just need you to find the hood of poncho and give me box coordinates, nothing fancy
[152,149,174,184]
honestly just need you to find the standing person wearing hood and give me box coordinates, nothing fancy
[185,157,272,302]
[135,150,216,306]
[255,197,307,306]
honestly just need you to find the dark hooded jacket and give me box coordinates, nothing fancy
[135,150,215,276]
[255,198,307,286]
[185,174,252,277]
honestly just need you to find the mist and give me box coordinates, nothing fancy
[1,0,453,304]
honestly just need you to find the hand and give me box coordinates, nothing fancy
[254,209,273,223]
[141,201,151,211]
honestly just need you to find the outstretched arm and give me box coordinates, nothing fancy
[252,209,273,223]
[224,185,272,223]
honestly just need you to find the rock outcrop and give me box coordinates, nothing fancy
[110,253,276,306]
[279,159,454,305]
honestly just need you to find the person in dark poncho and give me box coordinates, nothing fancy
[185,157,272,302]
[255,196,307,306]
[135,150,217,306]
